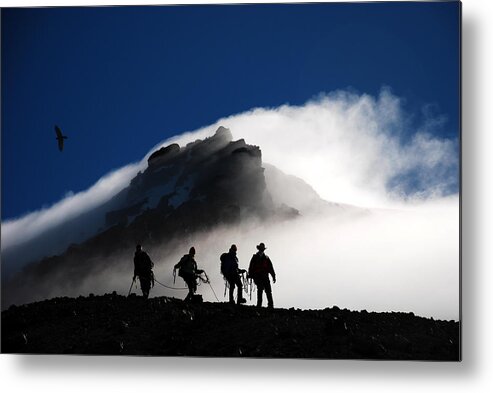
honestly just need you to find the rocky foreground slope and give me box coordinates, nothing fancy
[1,294,460,360]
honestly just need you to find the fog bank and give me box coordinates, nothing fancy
[75,196,458,320]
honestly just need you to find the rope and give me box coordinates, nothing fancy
[220,272,252,301]
[241,273,249,295]
[156,271,219,302]
[153,277,188,291]
[198,271,220,302]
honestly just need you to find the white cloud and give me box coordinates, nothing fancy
[2,160,145,251]
[41,196,459,320]
[164,88,458,208]
[170,196,459,320]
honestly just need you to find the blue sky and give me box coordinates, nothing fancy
[1,2,460,220]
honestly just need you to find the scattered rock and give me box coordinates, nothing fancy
[1,294,460,360]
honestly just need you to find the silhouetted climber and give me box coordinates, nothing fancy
[174,247,204,302]
[248,243,276,309]
[220,244,247,305]
[54,125,68,151]
[133,244,155,299]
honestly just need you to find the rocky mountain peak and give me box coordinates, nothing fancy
[214,125,233,141]
[111,126,273,228]
[147,143,180,167]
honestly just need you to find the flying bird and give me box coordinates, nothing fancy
[55,125,68,151]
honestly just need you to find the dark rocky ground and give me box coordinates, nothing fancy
[1,293,460,360]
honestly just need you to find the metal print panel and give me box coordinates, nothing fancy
[1,1,461,360]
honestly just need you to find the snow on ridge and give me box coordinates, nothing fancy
[169,175,196,208]
[143,176,180,210]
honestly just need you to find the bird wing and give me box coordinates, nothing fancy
[57,138,64,151]
[55,125,63,139]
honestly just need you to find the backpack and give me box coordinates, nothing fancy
[177,254,195,277]
[220,253,236,276]
[249,254,270,278]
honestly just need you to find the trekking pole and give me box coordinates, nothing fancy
[223,278,227,298]
[173,268,176,284]
[127,277,135,297]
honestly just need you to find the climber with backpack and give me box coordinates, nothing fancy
[248,242,276,309]
[133,244,155,299]
[220,244,247,305]
[174,246,204,302]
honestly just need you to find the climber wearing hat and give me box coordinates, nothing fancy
[248,242,276,308]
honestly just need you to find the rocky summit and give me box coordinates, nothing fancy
[1,293,460,360]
